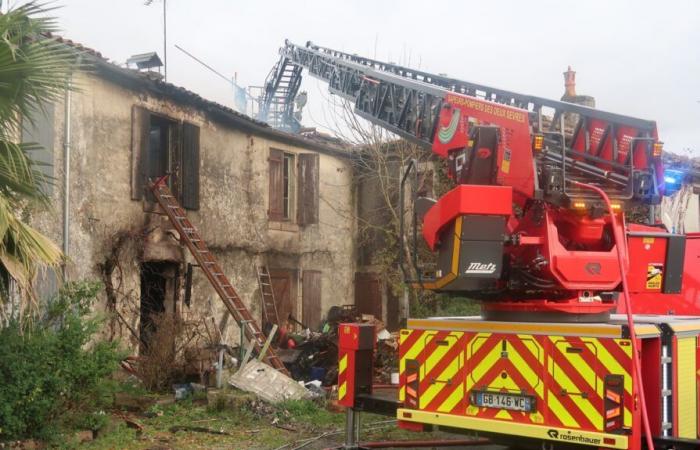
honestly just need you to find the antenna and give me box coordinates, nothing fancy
[144,0,167,82]
[174,44,235,87]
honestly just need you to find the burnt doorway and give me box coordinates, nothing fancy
[355,272,382,320]
[140,261,179,352]
[269,269,297,330]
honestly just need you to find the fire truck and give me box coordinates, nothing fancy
[261,41,700,449]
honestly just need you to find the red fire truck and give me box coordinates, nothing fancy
[262,40,700,449]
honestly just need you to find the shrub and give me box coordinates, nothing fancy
[0,281,123,441]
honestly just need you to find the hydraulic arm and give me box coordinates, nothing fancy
[264,40,667,319]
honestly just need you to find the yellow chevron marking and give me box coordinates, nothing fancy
[487,371,520,391]
[420,354,461,408]
[614,338,632,358]
[338,382,347,400]
[517,334,543,363]
[423,333,457,378]
[596,341,632,396]
[505,341,543,399]
[338,354,347,375]
[438,383,464,413]
[399,331,425,376]
[495,409,513,420]
[547,389,580,428]
[469,343,501,387]
[549,337,598,394]
[468,333,493,358]
[549,359,603,429]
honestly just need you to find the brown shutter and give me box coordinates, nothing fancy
[302,270,322,330]
[131,106,150,200]
[268,148,284,220]
[181,122,200,210]
[297,153,319,225]
[354,272,382,319]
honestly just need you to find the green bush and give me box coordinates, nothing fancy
[0,281,123,441]
[436,295,481,317]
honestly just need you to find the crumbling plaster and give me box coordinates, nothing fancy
[30,70,356,347]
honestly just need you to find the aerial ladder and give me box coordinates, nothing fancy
[264,40,700,449]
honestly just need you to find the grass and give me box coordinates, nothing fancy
[72,390,399,450]
[29,384,459,449]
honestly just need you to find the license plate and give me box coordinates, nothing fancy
[473,391,534,412]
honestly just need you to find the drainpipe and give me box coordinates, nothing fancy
[62,71,73,279]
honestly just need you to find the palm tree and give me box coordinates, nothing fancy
[0,3,79,313]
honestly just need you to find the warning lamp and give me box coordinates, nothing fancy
[573,201,587,210]
[652,142,663,158]
[533,134,544,152]
[610,203,622,211]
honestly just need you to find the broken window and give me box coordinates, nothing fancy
[131,106,200,210]
[268,149,319,225]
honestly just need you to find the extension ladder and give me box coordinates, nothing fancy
[256,266,280,328]
[149,177,288,374]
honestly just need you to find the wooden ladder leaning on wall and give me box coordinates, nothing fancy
[256,266,281,329]
[149,175,289,375]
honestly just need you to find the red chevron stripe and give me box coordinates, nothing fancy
[566,336,610,384]
[598,338,633,369]
[466,334,501,372]
[545,346,597,430]
[550,340,604,412]
[505,337,565,427]
[424,369,465,413]
[399,329,423,360]
[469,353,546,424]
[419,335,465,393]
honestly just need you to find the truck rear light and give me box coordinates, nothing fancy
[405,360,420,409]
[652,142,663,157]
[604,374,624,432]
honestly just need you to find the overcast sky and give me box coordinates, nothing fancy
[30,0,700,155]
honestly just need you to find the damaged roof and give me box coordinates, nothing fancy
[51,34,352,158]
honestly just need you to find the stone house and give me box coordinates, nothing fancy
[24,40,356,349]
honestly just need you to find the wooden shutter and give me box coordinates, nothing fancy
[302,271,322,330]
[268,149,284,220]
[131,106,150,200]
[354,272,382,319]
[297,153,319,225]
[181,122,200,210]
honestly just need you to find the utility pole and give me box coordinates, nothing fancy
[163,0,167,82]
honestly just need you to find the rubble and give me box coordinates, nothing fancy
[229,360,312,403]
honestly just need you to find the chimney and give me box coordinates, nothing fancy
[563,66,576,98]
